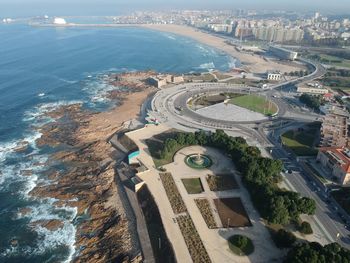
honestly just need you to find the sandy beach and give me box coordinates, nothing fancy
[141,24,303,74]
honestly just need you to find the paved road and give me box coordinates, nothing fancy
[264,125,350,249]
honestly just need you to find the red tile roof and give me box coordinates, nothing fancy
[319,147,350,173]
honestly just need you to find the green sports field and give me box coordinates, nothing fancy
[229,94,278,116]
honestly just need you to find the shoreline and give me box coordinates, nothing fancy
[29,72,156,262]
[140,24,303,74]
[33,23,303,74]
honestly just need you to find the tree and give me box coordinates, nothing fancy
[285,242,350,263]
[185,133,197,145]
[299,94,322,110]
[298,197,316,215]
[164,138,178,153]
[273,229,296,248]
[235,235,248,249]
[176,132,186,145]
[298,221,313,235]
[195,130,208,145]
[268,196,290,225]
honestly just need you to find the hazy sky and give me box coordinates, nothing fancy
[1,0,350,17]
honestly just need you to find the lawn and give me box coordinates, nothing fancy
[214,198,252,228]
[319,54,350,69]
[229,94,278,116]
[206,174,239,191]
[228,235,254,256]
[182,178,204,194]
[281,127,318,156]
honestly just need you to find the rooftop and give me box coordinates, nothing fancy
[319,147,350,173]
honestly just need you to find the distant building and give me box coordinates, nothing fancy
[269,46,298,60]
[235,26,253,39]
[297,83,328,95]
[147,74,184,88]
[267,71,282,81]
[253,26,304,43]
[319,109,349,147]
[317,147,350,185]
[171,75,184,83]
[53,17,67,25]
[208,24,233,34]
[147,76,167,88]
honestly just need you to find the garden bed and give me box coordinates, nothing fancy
[195,199,217,229]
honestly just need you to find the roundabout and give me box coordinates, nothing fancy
[151,83,288,131]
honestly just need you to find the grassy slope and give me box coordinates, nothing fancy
[281,129,317,156]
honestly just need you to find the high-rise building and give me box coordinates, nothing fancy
[252,26,304,43]
[319,110,349,147]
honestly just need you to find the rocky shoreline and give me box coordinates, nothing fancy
[29,72,156,262]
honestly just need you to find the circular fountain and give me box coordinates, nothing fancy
[185,153,213,169]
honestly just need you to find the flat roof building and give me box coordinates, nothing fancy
[297,83,328,95]
[319,109,349,148]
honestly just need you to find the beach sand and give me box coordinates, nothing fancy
[141,24,302,74]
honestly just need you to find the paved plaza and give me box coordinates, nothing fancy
[196,102,268,122]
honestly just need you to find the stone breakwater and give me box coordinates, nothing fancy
[30,72,155,262]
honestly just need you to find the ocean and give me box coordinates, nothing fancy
[0,22,236,262]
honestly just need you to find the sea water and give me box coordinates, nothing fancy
[0,23,236,262]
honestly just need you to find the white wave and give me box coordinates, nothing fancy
[1,220,77,260]
[0,130,42,163]
[0,152,47,193]
[162,33,176,40]
[227,57,238,69]
[0,140,18,163]
[23,100,83,125]
[198,62,215,70]
[55,77,78,85]
[82,78,117,105]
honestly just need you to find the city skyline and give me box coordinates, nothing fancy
[1,0,350,17]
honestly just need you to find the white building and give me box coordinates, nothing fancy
[53,17,67,25]
[267,71,282,81]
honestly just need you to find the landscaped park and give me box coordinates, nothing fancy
[144,129,312,261]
